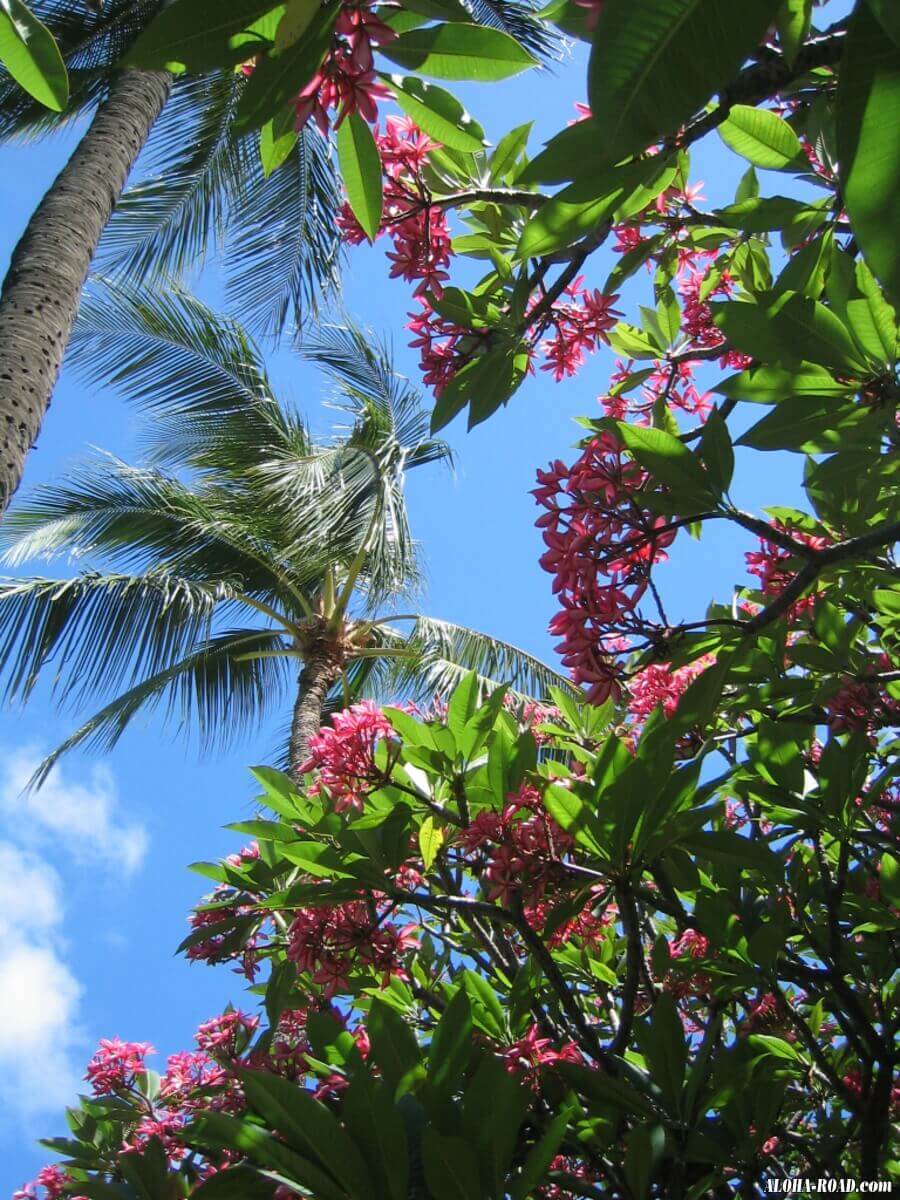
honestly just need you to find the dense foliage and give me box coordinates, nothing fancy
[6,0,899,1194]
[16,661,899,1195]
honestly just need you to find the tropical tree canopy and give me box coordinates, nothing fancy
[6,0,900,1195]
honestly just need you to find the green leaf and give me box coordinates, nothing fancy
[714,365,852,403]
[737,396,880,453]
[685,829,784,884]
[422,1130,481,1200]
[516,155,675,259]
[124,0,280,71]
[586,0,782,169]
[368,997,421,1090]
[865,0,900,46]
[189,1168,277,1200]
[712,294,865,373]
[381,23,537,81]
[385,74,485,152]
[240,1069,374,1200]
[509,1106,573,1200]
[273,0,318,52]
[259,119,297,178]
[461,970,506,1038]
[715,195,829,233]
[616,422,716,503]
[776,0,812,64]
[836,2,900,303]
[430,339,530,432]
[418,815,445,870]
[186,1113,348,1200]
[342,1076,408,1200]
[698,406,734,496]
[607,321,663,359]
[648,993,687,1116]
[490,121,532,182]
[447,668,479,736]
[234,2,336,131]
[427,988,472,1093]
[543,782,608,858]
[718,104,803,169]
[623,1123,666,1200]
[337,111,383,241]
[518,118,598,184]
[0,0,68,110]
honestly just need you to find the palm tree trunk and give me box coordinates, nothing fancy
[0,68,171,515]
[289,647,341,770]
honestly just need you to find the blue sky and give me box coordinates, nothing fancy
[0,37,810,1189]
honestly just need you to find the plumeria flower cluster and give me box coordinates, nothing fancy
[600,356,713,423]
[626,655,714,732]
[745,521,832,620]
[457,780,574,906]
[293,0,395,134]
[500,1022,582,1083]
[287,893,418,996]
[299,697,394,813]
[338,117,453,287]
[535,278,622,382]
[534,431,677,702]
[16,1014,261,1192]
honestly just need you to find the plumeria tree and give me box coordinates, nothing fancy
[10,0,900,1193]
[15,652,899,1196]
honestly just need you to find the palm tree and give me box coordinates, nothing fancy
[0,0,560,517]
[0,282,572,782]
[0,0,344,515]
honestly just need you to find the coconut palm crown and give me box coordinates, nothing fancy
[0,282,572,784]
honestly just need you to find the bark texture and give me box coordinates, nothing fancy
[0,68,171,515]
[289,646,342,770]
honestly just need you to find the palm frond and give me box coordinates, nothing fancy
[301,321,449,470]
[28,626,290,788]
[380,615,578,701]
[260,322,451,604]
[461,0,565,62]
[0,457,300,602]
[69,279,305,470]
[97,71,246,281]
[224,124,342,337]
[0,0,160,141]
[0,570,239,706]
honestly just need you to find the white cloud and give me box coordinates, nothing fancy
[0,843,84,1114]
[0,753,149,1120]
[0,749,148,874]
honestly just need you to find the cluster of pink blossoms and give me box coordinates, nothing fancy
[825,656,900,737]
[293,1,395,134]
[745,522,831,620]
[525,890,613,950]
[626,655,714,727]
[600,357,713,423]
[500,1023,581,1083]
[535,432,677,702]
[287,897,417,996]
[16,1013,268,1195]
[662,929,713,1000]
[13,1167,78,1200]
[458,781,573,906]
[84,1036,154,1095]
[299,698,394,813]
[338,117,453,293]
[335,116,476,396]
[535,279,622,382]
